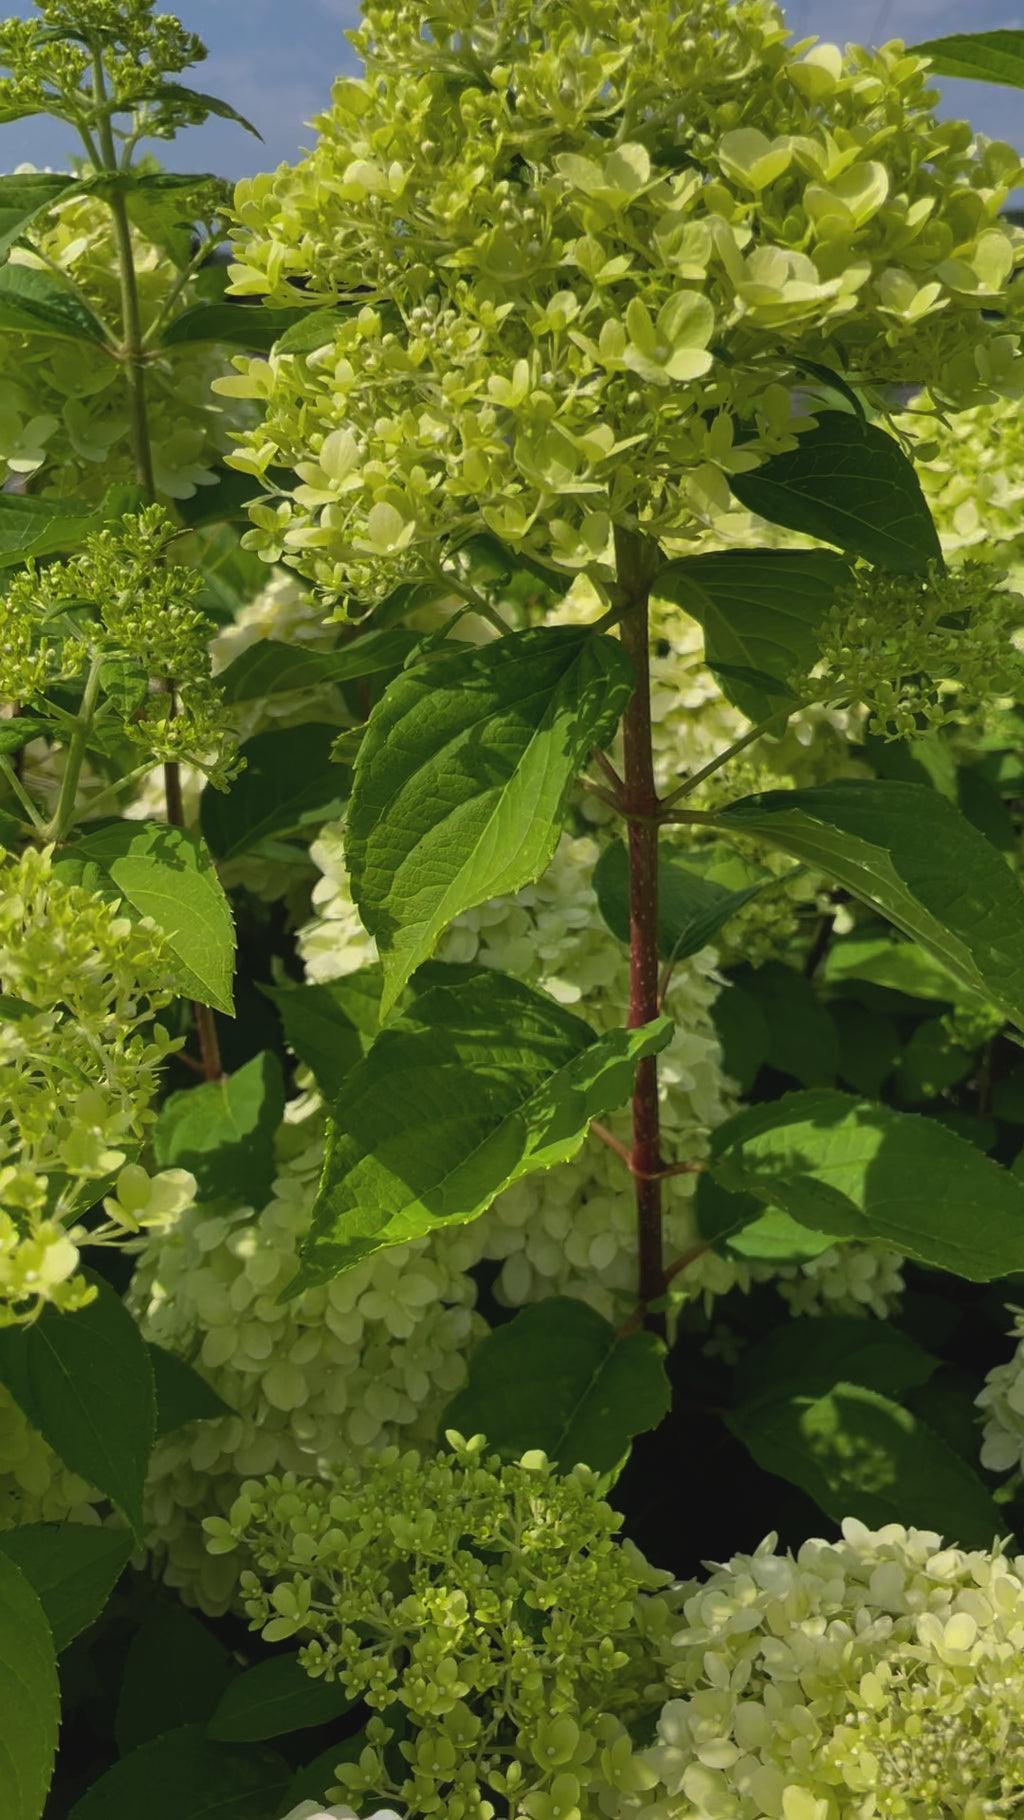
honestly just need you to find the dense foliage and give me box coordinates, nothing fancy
[3,2,1024,1817]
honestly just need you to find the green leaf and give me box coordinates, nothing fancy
[347,626,634,1016]
[259,982,365,1099]
[149,1344,233,1439]
[0,1273,155,1541]
[728,414,943,573]
[0,263,109,343]
[217,632,420,705]
[69,821,235,1015]
[295,971,673,1286]
[273,306,357,355]
[593,839,775,963]
[149,83,263,139]
[723,1205,837,1262]
[709,1087,1024,1281]
[0,1551,58,1820]
[0,1526,132,1655]
[0,171,78,263]
[115,1605,235,1754]
[0,494,101,566]
[726,1382,1004,1547]
[277,1732,374,1817]
[710,981,769,1094]
[911,30,1024,87]
[823,934,967,1005]
[717,779,1024,1029]
[652,547,849,719]
[725,960,839,1087]
[208,1653,358,1743]
[174,466,259,528]
[732,1315,939,1405]
[441,1298,670,1474]
[153,1052,285,1211]
[0,717,51,757]
[200,724,348,863]
[160,303,332,351]
[67,1725,289,1820]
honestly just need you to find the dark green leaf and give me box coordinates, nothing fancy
[911,29,1024,86]
[0,494,101,566]
[653,547,850,719]
[0,263,108,343]
[174,466,259,528]
[149,83,263,139]
[732,1316,939,1405]
[0,1273,154,1540]
[160,303,328,351]
[115,1606,234,1753]
[897,1017,973,1104]
[208,1654,357,1743]
[274,307,357,355]
[728,415,943,573]
[217,632,420,705]
[727,1383,1004,1546]
[0,171,77,263]
[0,1551,58,1820]
[149,1345,233,1439]
[831,1000,901,1097]
[0,1525,132,1655]
[67,1724,289,1820]
[153,1052,285,1211]
[709,1087,1024,1281]
[441,1298,670,1474]
[0,717,50,757]
[347,626,634,1014]
[593,840,774,963]
[718,779,1024,1029]
[710,981,769,1094]
[278,1732,373,1817]
[69,821,235,1015]
[98,657,148,714]
[259,982,365,1099]
[200,724,348,863]
[295,971,672,1286]
[788,356,866,420]
[727,960,839,1087]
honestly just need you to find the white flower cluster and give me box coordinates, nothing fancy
[773,1243,906,1322]
[975,1306,1024,1476]
[131,1094,483,1612]
[644,1517,1024,1820]
[281,1806,400,1820]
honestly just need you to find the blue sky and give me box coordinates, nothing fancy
[0,0,1021,177]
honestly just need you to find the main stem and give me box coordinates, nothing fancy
[92,49,222,1082]
[614,525,666,1326]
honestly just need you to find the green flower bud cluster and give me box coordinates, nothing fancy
[811,559,1024,740]
[1,506,241,785]
[218,0,1021,609]
[205,1436,676,1820]
[0,842,180,1324]
[0,174,242,502]
[0,1,205,140]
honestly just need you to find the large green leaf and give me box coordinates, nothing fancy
[717,779,1024,1029]
[153,1052,285,1210]
[208,1654,357,1743]
[709,1088,1024,1281]
[294,971,672,1286]
[652,547,849,719]
[115,1605,235,1754]
[346,626,634,1015]
[0,172,78,263]
[0,263,109,343]
[217,632,419,704]
[0,1526,132,1654]
[911,30,1024,86]
[727,1382,1004,1547]
[732,1315,939,1404]
[0,1551,58,1820]
[441,1298,670,1474]
[259,981,365,1099]
[150,1344,233,1438]
[728,414,942,572]
[160,302,331,350]
[0,494,102,566]
[66,821,236,1015]
[0,1273,155,1540]
[200,724,348,863]
[593,839,776,963]
[67,1725,289,1820]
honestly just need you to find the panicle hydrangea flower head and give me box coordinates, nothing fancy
[646,1517,1024,1820]
[975,1305,1024,1478]
[219,0,1022,608]
[204,1437,675,1820]
[0,842,187,1324]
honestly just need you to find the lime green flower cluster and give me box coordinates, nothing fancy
[0,1,205,140]
[0,842,183,1324]
[217,0,1021,610]
[811,559,1024,739]
[899,393,1024,569]
[205,1436,676,1820]
[0,177,241,502]
[1,506,240,784]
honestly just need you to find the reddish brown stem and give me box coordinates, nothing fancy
[614,524,666,1330]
